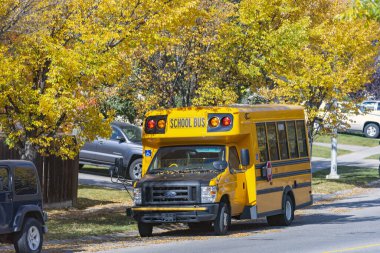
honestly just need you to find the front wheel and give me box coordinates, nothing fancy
[129,158,142,180]
[13,217,43,253]
[267,195,294,226]
[214,201,231,235]
[364,123,380,138]
[138,222,153,237]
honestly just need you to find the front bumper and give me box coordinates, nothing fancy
[127,204,219,223]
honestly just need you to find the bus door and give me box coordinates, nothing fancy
[226,146,247,216]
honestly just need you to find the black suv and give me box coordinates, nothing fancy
[0,160,47,253]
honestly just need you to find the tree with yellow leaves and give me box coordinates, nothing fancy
[218,0,379,143]
[0,0,199,160]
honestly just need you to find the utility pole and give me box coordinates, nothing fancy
[327,99,340,179]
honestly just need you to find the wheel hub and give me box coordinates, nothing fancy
[133,163,142,179]
[367,126,377,137]
[285,201,292,221]
[27,226,40,251]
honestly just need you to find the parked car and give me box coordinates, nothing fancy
[0,160,47,253]
[344,108,380,138]
[79,122,143,180]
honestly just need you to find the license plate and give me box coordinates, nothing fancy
[162,213,176,222]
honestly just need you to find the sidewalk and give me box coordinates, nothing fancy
[312,142,379,172]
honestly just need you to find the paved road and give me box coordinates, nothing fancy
[100,187,380,253]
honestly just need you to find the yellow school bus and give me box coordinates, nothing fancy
[128,105,312,237]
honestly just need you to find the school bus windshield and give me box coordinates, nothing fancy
[147,146,225,174]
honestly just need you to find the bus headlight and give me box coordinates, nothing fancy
[133,188,142,205]
[201,186,217,203]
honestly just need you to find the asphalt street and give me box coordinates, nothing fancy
[100,187,380,253]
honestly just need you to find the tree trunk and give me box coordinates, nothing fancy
[19,141,38,162]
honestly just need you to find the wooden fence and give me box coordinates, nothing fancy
[0,142,78,209]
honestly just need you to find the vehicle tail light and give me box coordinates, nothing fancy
[209,117,220,128]
[221,116,231,126]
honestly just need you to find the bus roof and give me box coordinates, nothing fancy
[145,104,304,116]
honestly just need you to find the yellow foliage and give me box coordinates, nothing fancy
[0,0,197,159]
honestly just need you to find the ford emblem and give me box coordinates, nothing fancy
[164,191,177,198]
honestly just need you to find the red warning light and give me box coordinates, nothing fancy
[147,119,156,129]
[221,116,231,126]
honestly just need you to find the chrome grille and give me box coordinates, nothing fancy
[144,185,197,204]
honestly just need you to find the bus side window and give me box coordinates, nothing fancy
[277,122,289,160]
[266,122,279,161]
[296,121,308,157]
[229,146,240,170]
[286,121,299,158]
[256,123,269,162]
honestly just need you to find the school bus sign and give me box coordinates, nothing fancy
[128,105,312,237]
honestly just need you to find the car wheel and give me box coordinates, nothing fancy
[214,201,231,235]
[364,123,380,138]
[129,158,142,180]
[13,217,43,253]
[138,222,153,237]
[267,195,294,226]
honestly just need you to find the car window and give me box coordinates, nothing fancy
[110,127,123,141]
[362,102,376,111]
[0,167,9,192]
[14,167,38,195]
[120,125,142,143]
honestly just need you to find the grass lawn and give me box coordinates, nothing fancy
[312,166,379,194]
[314,133,379,147]
[365,154,380,160]
[46,185,135,240]
[312,145,352,158]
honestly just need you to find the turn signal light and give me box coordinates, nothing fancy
[221,116,231,126]
[157,119,166,129]
[209,117,220,128]
[147,119,156,129]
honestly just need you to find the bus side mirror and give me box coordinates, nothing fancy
[241,149,250,166]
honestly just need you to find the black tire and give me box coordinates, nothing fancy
[188,222,213,231]
[267,195,294,226]
[129,158,142,180]
[364,123,380,138]
[213,201,231,235]
[13,217,43,253]
[138,222,153,237]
